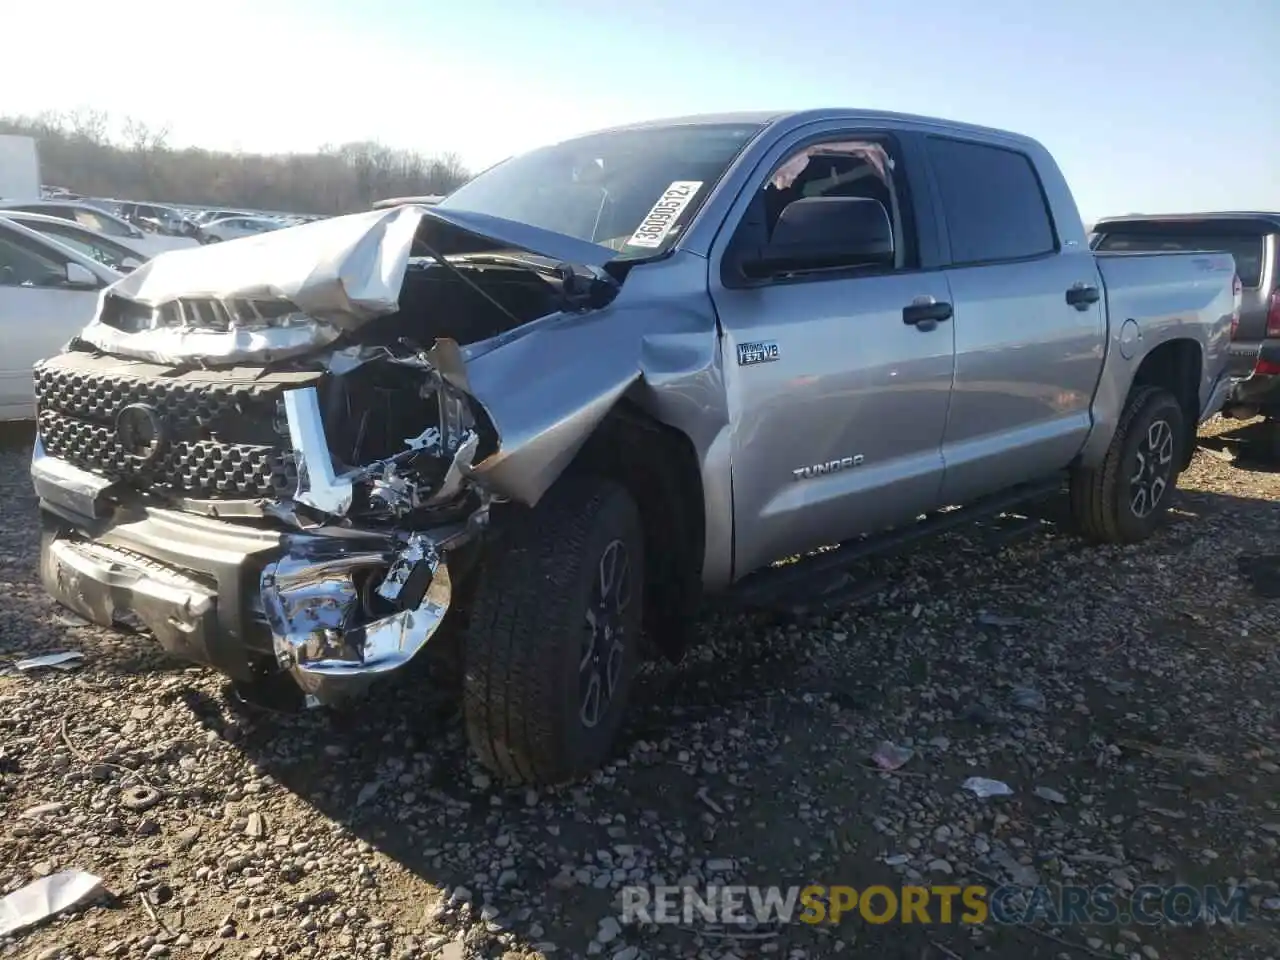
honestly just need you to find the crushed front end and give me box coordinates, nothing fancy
[32,338,488,705]
[27,205,610,706]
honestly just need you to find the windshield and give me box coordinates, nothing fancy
[436,122,764,257]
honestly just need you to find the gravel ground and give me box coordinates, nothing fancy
[2,419,1279,960]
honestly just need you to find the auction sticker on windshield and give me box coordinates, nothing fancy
[627,181,704,249]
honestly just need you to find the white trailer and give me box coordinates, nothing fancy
[0,135,40,201]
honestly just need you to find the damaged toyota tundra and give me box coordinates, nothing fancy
[30,110,1240,784]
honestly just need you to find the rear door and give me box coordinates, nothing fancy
[921,135,1105,505]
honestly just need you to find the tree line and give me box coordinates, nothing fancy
[0,110,471,215]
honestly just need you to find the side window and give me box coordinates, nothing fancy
[925,137,1056,264]
[745,136,915,273]
[0,230,71,287]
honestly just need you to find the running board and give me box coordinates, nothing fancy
[725,474,1067,613]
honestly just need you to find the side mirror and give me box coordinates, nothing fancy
[740,196,894,278]
[64,262,100,288]
[120,257,143,272]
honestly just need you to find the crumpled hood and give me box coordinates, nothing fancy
[80,204,621,365]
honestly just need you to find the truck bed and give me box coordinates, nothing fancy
[1094,248,1238,417]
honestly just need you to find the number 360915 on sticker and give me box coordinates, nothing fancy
[627,181,703,249]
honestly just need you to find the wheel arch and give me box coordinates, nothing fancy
[558,398,706,660]
[1131,338,1202,469]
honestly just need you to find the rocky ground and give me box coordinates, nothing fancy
[2,419,1279,960]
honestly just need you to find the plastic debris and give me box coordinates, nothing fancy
[962,777,1014,798]
[882,853,911,866]
[1034,786,1068,804]
[1011,686,1046,712]
[871,740,915,771]
[0,870,107,936]
[14,651,84,672]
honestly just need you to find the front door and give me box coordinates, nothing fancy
[708,128,957,580]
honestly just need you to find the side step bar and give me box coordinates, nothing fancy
[725,474,1067,613]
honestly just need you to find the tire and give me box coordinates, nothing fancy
[1070,385,1186,544]
[463,475,644,785]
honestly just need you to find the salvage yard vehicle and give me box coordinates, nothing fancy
[30,110,1239,784]
[1091,212,1279,445]
[1,211,148,274]
[0,218,121,420]
[0,201,196,256]
[196,214,287,244]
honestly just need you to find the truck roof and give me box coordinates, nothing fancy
[588,108,1046,151]
[1094,212,1280,232]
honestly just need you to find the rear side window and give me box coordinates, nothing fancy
[1094,231,1266,288]
[925,137,1056,264]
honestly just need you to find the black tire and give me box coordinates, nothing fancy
[1070,385,1186,544]
[463,475,644,785]
[1256,417,1280,464]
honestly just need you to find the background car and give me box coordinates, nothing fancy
[0,200,196,255]
[0,218,121,420]
[117,201,188,236]
[0,210,149,273]
[198,215,287,243]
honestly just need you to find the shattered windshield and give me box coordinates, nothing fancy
[436,122,764,257]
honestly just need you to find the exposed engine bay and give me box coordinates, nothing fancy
[32,205,633,705]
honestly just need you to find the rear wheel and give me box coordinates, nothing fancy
[463,475,644,785]
[1070,385,1186,544]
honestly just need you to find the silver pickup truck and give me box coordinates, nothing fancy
[30,110,1239,785]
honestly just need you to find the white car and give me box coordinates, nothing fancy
[198,215,287,244]
[0,201,197,256]
[1,211,149,274]
[0,218,121,420]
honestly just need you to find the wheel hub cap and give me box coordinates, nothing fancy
[1129,418,1174,519]
[580,539,630,729]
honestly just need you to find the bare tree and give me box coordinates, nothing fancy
[0,112,469,214]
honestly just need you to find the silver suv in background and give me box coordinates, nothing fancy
[1091,213,1278,424]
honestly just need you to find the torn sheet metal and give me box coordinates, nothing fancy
[260,536,453,704]
[0,870,108,936]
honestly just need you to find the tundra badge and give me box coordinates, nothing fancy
[737,341,779,366]
[793,455,864,481]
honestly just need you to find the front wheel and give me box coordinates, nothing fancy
[463,475,644,785]
[1070,385,1186,544]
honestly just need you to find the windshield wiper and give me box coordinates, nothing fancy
[447,253,618,310]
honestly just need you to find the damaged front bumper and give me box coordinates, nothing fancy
[259,529,458,703]
[33,387,470,705]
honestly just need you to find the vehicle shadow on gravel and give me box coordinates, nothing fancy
[200,478,1280,960]
[1198,420,1280,473]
